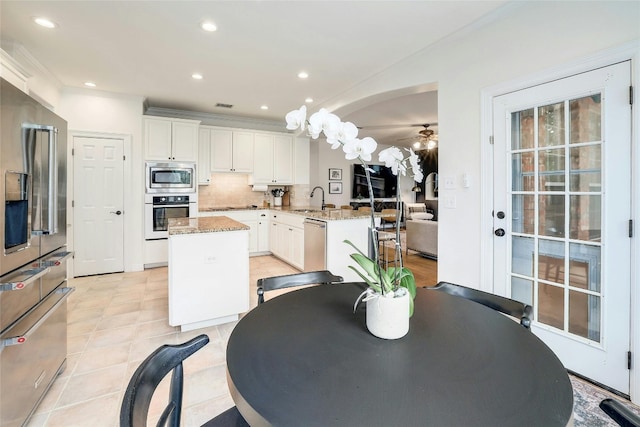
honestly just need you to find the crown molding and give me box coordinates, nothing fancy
[0,48,32,80]
[4,42,63,89]
[144,106,287,133]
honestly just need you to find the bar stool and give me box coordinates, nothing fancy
[377,231,397,269]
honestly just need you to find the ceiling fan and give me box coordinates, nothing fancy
[398,124,438,150]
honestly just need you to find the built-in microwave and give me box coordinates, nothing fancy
[145,161,196,194]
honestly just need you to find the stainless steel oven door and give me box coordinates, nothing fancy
[145,162,196,194]
[145,203,191,240]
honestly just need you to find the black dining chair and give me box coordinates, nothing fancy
[427,281,533,329]
[120,334,249,427]
[257,270,344,304]
[600,398,640,427]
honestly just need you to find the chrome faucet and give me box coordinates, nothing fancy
[310,186,326,210]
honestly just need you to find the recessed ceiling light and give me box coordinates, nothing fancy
[298,71,309,79]
[201,21,217,32]
[84,82,96,88]
[33,17,57,28]
[305,98,314,103]
[192,73,203,80]
[260,105,269,110]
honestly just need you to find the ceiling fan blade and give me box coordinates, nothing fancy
[357,122,437,130]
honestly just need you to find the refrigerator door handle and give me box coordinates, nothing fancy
[24,124,58,236]
[47,126,58,235]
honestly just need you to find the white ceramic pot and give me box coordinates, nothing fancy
[274,196,282,206]
[366,290,410,340]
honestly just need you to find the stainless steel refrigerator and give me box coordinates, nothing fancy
[0,78,73,427]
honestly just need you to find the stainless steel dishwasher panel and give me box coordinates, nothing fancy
[303,219,326,271]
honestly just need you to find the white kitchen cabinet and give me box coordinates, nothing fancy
[257,210,270,252]
[169,227,249,330]
[269,211,304,270]
[144,116,199,161]
[199,209,269,255]
[253,133,293,185]
[294,136,310,185]
[210,129,254,173]
[198,128,211,184]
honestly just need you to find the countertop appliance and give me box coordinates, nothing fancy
[0,78,73,427]
[145,194,197,240]
[303,219,327,271]
[145,161,196,194]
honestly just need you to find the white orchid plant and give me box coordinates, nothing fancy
[286,105,422,316]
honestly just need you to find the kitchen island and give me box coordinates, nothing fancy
[167,216,249,331]
[199,206,376,281]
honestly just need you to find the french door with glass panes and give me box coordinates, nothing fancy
[493,62,632,393]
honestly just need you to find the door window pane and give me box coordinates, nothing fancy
[569,290,601,341]
[539,148,565,191]
[512,236,534,277]
[570,94,601,144]
[570,145,601,192]
[538,194,565,237]
[511,277,533,306]
[570,195,601,242]
[569,243,600,292]
[512,194,535,234]
[538,283,564,330]
[539,239,565,284]
[512,152,535,191]
[538,102,565,147]
[511,108,534,150]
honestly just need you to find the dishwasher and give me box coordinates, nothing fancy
[303,219,327,271]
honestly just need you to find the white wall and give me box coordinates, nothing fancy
[315,1,640,287]
[57,88,145,272]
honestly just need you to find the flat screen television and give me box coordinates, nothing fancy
[351,164,396,199]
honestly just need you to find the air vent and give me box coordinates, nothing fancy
[215,103,233,109]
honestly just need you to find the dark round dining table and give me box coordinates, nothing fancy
[226,283,574,427]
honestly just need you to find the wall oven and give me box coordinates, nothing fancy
[145,161,196,194]
[145,194,196,240]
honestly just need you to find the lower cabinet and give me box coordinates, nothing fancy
[269,212,304,270]
[199,210,269,255]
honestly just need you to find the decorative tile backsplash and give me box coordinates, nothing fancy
[198,173,308,208]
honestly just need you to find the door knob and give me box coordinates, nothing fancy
[494,228,505,237]
[496,211,505,219]
[110,210,122,215]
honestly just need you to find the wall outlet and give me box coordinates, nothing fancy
[443,194,457,209]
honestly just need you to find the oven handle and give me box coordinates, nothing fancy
[1,286,74,347]
[152,204,190,208]
[0,267,50,292]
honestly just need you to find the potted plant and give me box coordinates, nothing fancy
[286,106,423,339]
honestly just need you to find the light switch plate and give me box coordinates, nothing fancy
[442,175,456,189]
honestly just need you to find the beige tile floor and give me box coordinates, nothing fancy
[26,255,298,427]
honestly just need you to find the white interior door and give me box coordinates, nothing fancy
[73,136,125,276]
[493,62,632,393]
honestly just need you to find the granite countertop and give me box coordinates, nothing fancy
[168,216,250,235]
[199,206,377,221]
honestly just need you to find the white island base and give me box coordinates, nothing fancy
[168,217,250,332]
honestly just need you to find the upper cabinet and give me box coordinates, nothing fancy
[253,133,293,185]
[198,128,211,184]
[210,129,254,173]
[144,116,200,161]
